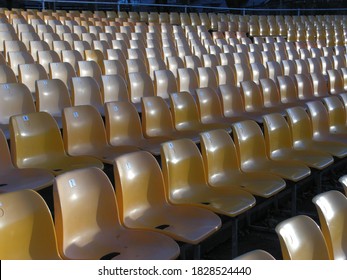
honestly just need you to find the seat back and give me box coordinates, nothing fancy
[259,78,282,107]
[306,100,331,137]
[128,72,154,104]
[277,75,299,103]
[200,129,240,181]
[177,68,199,94]
[322,96,347,132]
[8,50,35,76]
[310,72,329,97]
[141,96,176,138]
[240,80,264,112]
[77,60,102,87]
[49,62,76,91]
[215,65,235,86]
[294,73,314,100]
[328,69,344,95]
[35,79,71,117]
[0,189,60,259]
[53,167,122,259]
[18,63,48,95]
[154,69,178,99]
[0,64,17,84]
[286,106,314,143]
[232,120,268,168]
[195,87,224,122]
[10,111,66,168]
[197,67,218,89]
[275,215,330,260]
[101,74,129,103]
[0,129,14,172]
[114,151,168,225]
[161,139,207,198]
[62,105,108,155]
[105,101,143,146]
[218,84,246,117]
[312,190,347,260]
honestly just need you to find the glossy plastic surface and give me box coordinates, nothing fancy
[233,249,275,260]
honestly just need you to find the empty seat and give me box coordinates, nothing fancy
[8,50,34,76]
[0,129,54,193]
[128,72,155,111]
[154,69,178,100]
[327,69,345,95]
[18,63,48,98]
[37,50,61,74]
[233,249,276,260]
[61,49,83,71]
[10,111,103,175]
[322,96,347,134]
[49,62,76,92]
[35,79,72,127]
[0,190,61,259]
[114,151,222,244]
[62,105,139,164]
[338,175,347,196]
[275,215,330,260]
[312,190,347,260]
[200,129,286,198]
[100,74,129,103]
[77,60,102,88]
[0,83,35,139]
[0,64,17,83]
[53,167,180,259]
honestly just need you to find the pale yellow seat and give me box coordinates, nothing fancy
[312,190,347,260]
[8,50,34,76]
[128,72,155,111]
[0,64,17,83]
[286,106,347,158]
[263,113,334,170]
[310,72,330,97]
[170,91,231,133]
[114,151,222,245]
[232,120,311,182]
[233,249,276,260]
[126,58,148,74]
[35,79,72,127]
[338,175,347,196]
[62,105,139,164]
[328,69,345,95]
[61,49,83,72]
[200,129,286,198]
[0,190,61,259]
[0,83,35,139]
[3,40,26,61]
[0,129,54,193]
[100,74,129,103]
[18,63,48,98]
[177,67,199,95]
[29,40,50,62]
[77,60,103,88]
[275,215,330,260]
[161,139,256,217]
[53,167,180,259]
[141,96,201,143]
[322,95,347,135]
[154,69,178,100]
[105,101,167,156]
[49,62,76,92]
[215,65,236,86]
[37,50,60,74]
[70,76,104,115]
[10,111,103,175]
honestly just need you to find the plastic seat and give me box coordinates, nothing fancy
[154,69,178,100]
[37,50,60,74]
[115,150,221,245]
[77,60,102,88]
[126,58,147,74]
[61,49,83,72]
[275,215,330,260]
[141,96,201,143]
[259,78,292,110]
[170,91,231,133]
[266,61,283,81]
[232,120,311,182]
[10,111,103,175]
[8,50,34,76]
[177,68,199,95]
[281,60,296,79]
[276,75,305,105]
[166,56,184,78]
[128,72,155,111]
[70,76,104,115]
[49,62,76,92]
[62,105,139,164]
[105,101,167,156]
[323,96,347,133]
[0,129,54,193]
[310,72,329,97]
[161,138,256,217]
[233,249,276,260]
[0,83,35,139]
[338,175,347,196]
[263,113,334,170]
[320,56,333,76]
[312,190,347,260]
[53,167,180,259]
[234,63,252,86]
[0,64,17,83]
[328,69,345,95]
[250,62,268,84]
[35,79,72,127]
[294,73,316,101]
[29,40,50,62]
[0,190,61,259]
[215,65,236,86]
[286,106,347,158]
[200,129,286,198]
[52,40,71,58]
[3,40,26,61]
[18,63,48,98]
[100,74,129,103]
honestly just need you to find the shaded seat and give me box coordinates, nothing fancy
[161,139,256,217]
[0,83,35,139]
[105,101,167,156]
[275,215,330,260]
[114,151,222,245]
[10,111,103,175]
[54,167,180,260]
[0,64,17,83]
[263,113,334,170]
[141,96,201,143]
[62,105,139,164]
[0,129,54,193]
[286,107,347,158]
[100,74,129,103]
[0,189,61,259]
[322,95,347,135]
[233,249,276,260]
[35,79,72,128]
[232,120,311,182]
[338,175,347,196]
[200,129,286,198]
[169,91,231,134]
[312,190,347,260]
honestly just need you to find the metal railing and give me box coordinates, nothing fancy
[20,0,347,15]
